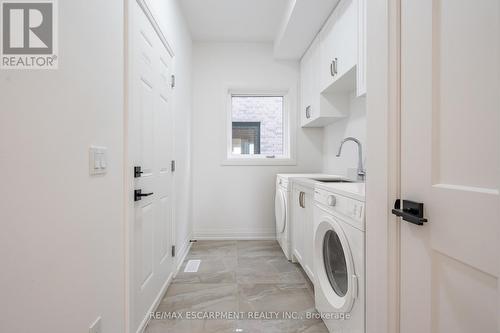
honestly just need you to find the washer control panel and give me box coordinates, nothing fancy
[314,188,365,230]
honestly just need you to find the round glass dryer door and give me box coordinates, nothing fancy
[323,230,348,297]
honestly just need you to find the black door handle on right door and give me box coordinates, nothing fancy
[392,199,428,225]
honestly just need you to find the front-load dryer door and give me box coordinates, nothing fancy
[315,216,357,313]
[275,189,286,234]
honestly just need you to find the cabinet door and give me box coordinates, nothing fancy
[291,189,306,263]
[302,192,315,282]
[320,0,358,91]
[356,0,366,96]
[310,36,321,122]
[320,10,338,91]
[300,44,313,126]
[301,36,328,127]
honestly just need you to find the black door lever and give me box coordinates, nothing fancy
[134,166,144,178]
[392,199,428,225]
[134,189,154,202]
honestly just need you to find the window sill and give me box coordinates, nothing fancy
[221,158,297,166]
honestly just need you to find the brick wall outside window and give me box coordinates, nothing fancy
[232,96,283,156]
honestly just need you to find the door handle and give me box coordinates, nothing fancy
[134,189,154,202]
[391,199,428,225]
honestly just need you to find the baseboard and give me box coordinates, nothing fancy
[174,234,193,275]
[135,271,173,333]
[194,228,276,240]
[135,234,193,333]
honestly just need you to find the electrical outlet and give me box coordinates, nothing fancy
[89,317,102,333]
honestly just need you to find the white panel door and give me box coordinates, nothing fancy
[129,1,174,331]
[400,0,499,332]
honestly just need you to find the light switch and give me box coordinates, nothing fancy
[89,146,107,175]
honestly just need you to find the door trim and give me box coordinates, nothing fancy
[365,0,401,332]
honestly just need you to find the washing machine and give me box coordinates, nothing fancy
[313,183,365,333]
[275,174,342,261]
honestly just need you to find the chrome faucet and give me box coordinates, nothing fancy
[336,137,366,181]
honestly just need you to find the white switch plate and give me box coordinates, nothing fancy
[89,317,102,333]
[89,146,107,175]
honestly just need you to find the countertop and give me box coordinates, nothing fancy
[284,175,366,202]
[276,173,344,180]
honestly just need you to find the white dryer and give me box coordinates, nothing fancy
[313,183,365,333]
[275,175,293,260]
[275,174,342,261]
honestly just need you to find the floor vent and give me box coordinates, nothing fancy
[184,259,201,273]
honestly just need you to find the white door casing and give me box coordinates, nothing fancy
[127,1,175,331]
[400,0,499,332]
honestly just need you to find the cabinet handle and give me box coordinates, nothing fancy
[330,61,335,77]
[333,58,338,76]
[299,191,306,208]
[305,105,311,119]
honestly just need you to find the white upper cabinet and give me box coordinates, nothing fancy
[320,0,358,92]
[300,35,347,127]
[299,0,366,127]
[300,36,321,127]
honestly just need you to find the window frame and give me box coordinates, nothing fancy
[223,88,296,166]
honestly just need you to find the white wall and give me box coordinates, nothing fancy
[147,0,194,261]
[0,1,193,332]
[0,1,125,333]
[322,93,367,178]
[191,43,323,239]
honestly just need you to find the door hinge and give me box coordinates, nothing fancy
[171,74,176,88]
[171,245,176,257]
[171,160,176,172]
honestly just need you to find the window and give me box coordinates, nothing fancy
[232,122,261,154]
[225,92,294,165]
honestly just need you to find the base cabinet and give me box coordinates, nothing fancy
[292,185,315,283]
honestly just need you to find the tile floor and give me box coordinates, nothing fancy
[145,240,328,333]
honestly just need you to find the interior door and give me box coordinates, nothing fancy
[129,1,175,331]
[400,0,499,332]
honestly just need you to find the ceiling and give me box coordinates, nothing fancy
[179,0,289,42]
